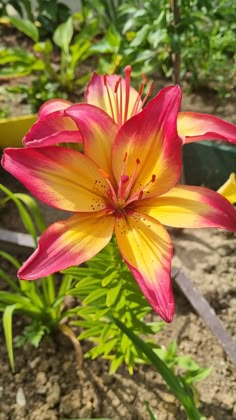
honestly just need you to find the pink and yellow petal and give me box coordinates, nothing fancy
[86,71,142,125]
[23,110,81,147]
[136,184,236,231]
[2,146,110,212]
[112,86,182,198]
[65,104,118,181]
[115,210,174,322]
[39,98,73,118]
[177,112,236,144]
[19,211,115,280]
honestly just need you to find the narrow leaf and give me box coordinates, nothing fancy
[3,304,16,372]
[8,16,39,42]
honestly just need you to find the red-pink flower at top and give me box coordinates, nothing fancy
[2,72,236,324]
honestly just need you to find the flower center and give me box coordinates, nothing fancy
[100,153,156,211]
[103,66,154,128]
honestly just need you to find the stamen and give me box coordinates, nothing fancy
[131,83,144,117]
[125,173,156,206]
[117,151,129,200]
[142,80,154,107]
[103,75,115,121]
[98,168,119,207]
[124,66,132,122]
[142,73,148,84]
[114,78,122,128]
[123,158,141,200]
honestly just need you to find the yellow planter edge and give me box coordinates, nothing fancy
[0,114,37,148]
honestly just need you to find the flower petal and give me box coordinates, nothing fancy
[38,98,73,118]
[23,110,82,147]
[112,86,182,198]
[218,173,236,204]
[85,71,142,125]
[177,112,236,144]
[2,146,110,212]
[65,103,118,180]
[136,185,236,231]
[115,210,174,322]
[19,211,115,280]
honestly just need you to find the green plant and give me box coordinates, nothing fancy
[0,0,71,35]
[0,15,94,110]
[88,0,236,96]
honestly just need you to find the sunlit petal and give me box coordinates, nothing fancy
[65,104,118,180]
[39,98,73,118]
[136,184,236,231]
[85,71,142,125]
[112,86,182,198]
[19,211,115,280]
[218,173,236,204]
[2,146,110,212]
[23,110,81,147]
[177,112,236,144]
[115,210,174,322]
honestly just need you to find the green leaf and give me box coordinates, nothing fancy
[53,17,74,51]
[14,193,46,233]
[130,24,150,47]
[106,283,122,307]
[78,325,104,340]
[83,288,107,304]
[176,355,199,371]
[0,250,20,270]
[184,367,212,385]
[8,16,39,42]
[109,355,124,374]
[144,401,157,420]
[3,304,16,372]
[0,185,38,244]
[0,269,20,293]
[0,48,35,65]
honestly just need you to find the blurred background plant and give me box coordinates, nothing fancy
[83,0,236,96]
[0,13,96,111]
[0,0,71,35]
[0,183,210,417]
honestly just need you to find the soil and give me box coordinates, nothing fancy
[0,26,236,420]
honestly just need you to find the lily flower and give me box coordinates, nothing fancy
[2,86,236,323]
[23,66,236,147]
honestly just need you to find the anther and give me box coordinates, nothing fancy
[114,78,121,93]
[138,190,144,200]
[142,73,148,84]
